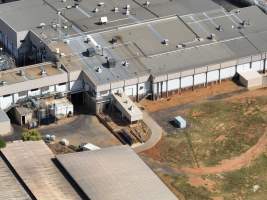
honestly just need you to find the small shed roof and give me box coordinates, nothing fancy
[238,70,262,80]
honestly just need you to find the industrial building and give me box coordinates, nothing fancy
[0,0,266,115]
[57,145,178,200]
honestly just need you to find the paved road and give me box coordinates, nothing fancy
[133,112,163,153]
[39,115,120,147]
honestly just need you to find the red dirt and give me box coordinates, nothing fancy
[189,176,216,191]
[180,131,267,175]
[140,81,240,112]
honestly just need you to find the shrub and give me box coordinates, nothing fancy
[0,138,6,148]
[22,130,42,141]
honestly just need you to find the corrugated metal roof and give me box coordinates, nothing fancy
[57,145,179,200]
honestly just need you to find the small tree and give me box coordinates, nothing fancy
[0,138,6,149]
[22,130,42,141]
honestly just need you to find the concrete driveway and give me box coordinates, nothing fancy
[39,115,121,147]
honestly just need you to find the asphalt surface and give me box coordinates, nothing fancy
[39,115,121,147]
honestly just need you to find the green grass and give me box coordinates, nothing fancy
[178,97,267,166]
[161,174,212,200]
[215,154,267,200]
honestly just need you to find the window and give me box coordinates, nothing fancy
[18,91,27,97]
[41,86,49,92]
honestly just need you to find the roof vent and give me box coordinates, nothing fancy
[66,5,72,9]
[162,39,169,45]
[95,66,102,73]
[93,8,99,13]
[207,33,216,41]
[19,70,25,76]
[125,4,130,9]
[235,9,240,14]
[100,16,108,24]
[240,20,250,27]
[107,58,116,68]
[113,7,119,13]
[40,68,47,76]
[144,1,150,7]
[0,80,7,86]
[216,25,223,32]
[38,22,46,28]
[125,9,130,15]
[98,2,104,6]
[62,0,66,2]
[176,43,186,49]
[122,60,129,67]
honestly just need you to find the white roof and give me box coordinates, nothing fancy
[238,70,262,80]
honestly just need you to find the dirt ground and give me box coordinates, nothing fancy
[140,81,242,113]
[140,85,267,200]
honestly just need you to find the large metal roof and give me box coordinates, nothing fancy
[1,141,82,200]
[0,156,31,200]
[57,145,178,200]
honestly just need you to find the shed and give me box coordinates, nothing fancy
[238,71,263,89]
[174,116,187,129]
[112,92,143,122]
[0,109,11,136]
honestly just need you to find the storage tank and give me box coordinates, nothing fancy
[38,108,47,120]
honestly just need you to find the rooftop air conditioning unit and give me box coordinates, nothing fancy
[207,33,216,41]
[176,43,186,49]
[216,25,223,32]
[98,2,104,6]
[107,58,116,68]
[66,5,72,9]
[114,7,119,12]
[95,66,102,73]
[19,70,25,76]
[87,47,96,57]
[122,60,129,67]
[144,1,150,7]
[39,22,46,28]
[125,4,130,9]
[162,39,169,45]
[93,8,99,13]
[0,81,7,86]
[40,69,47,76]
[100,16,108,24]
[125,9,130,15]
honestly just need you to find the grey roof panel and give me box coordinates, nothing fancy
[57,145,179,200]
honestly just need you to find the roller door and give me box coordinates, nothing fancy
[194,73,206,85]
[0,95,13,109]
[207,70,219,83]
[220,67,236,79]
[181,76,193,88]
[251,61,264,72]
[237,63,250,73]
[168,79,180,91]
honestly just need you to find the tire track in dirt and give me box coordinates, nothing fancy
[180,131,267,175]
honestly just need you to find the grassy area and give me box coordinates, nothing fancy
[148,96,267,168]
[159,173,212,200]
